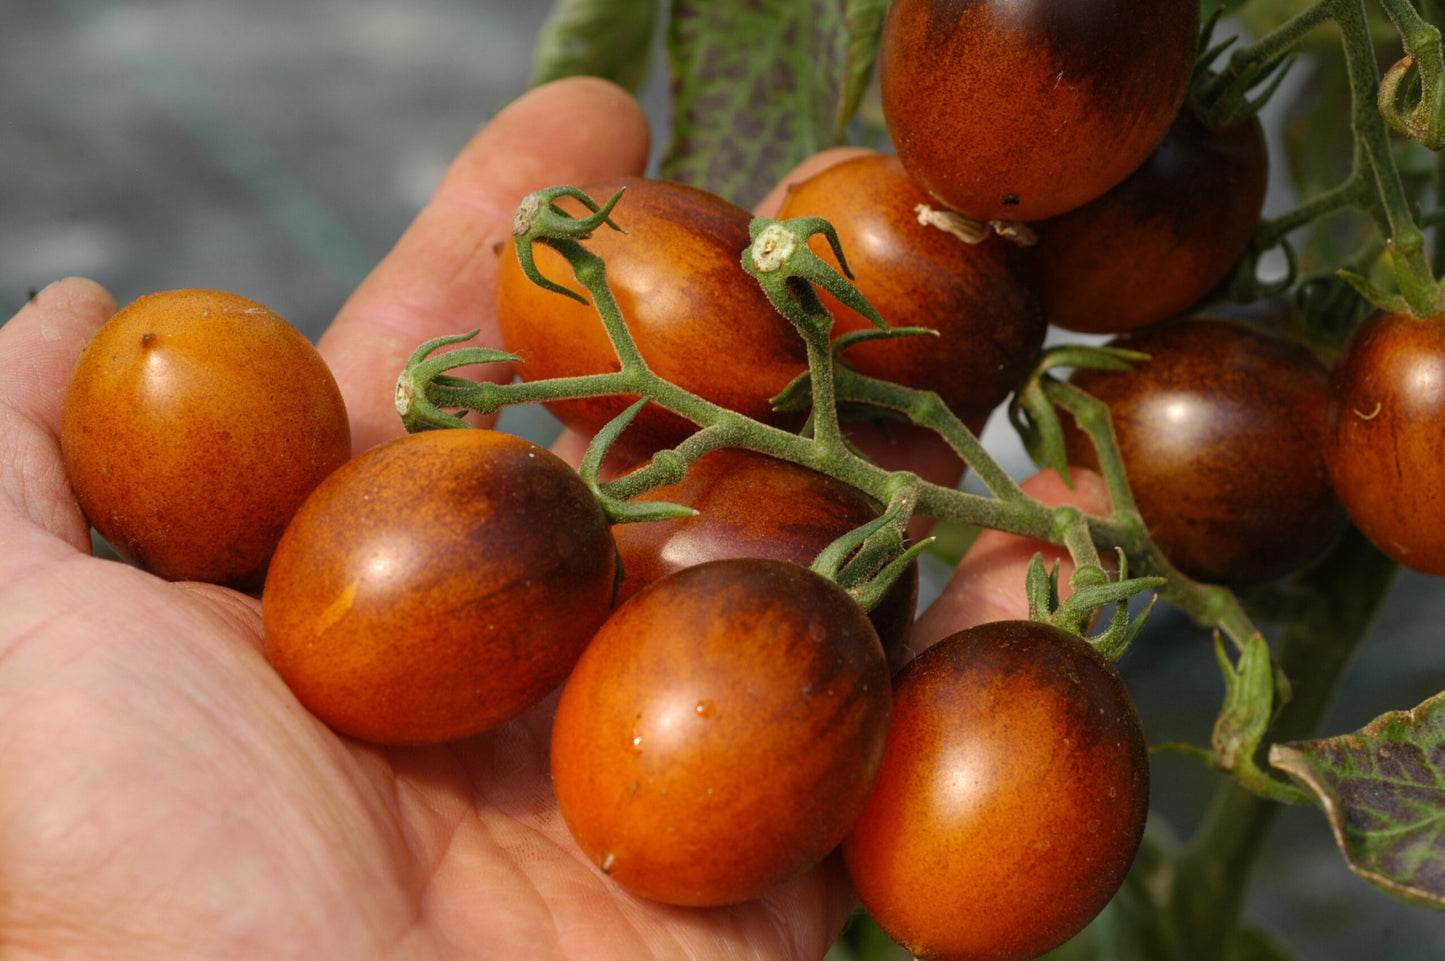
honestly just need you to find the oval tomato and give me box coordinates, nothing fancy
[496,176,808,453]
[1065,317,1346,586]
[262,428,616,745]
[1327,309,1445,574]
[1035,108,1269,334]
[59,288,351,591]
[551,558,890,907]
[775,151,1047,422]
[613,446,918,669]
[842,619,1149,961]
[878,0,1199,223]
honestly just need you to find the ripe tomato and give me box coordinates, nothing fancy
[1065,317,1346,587]
[59,288,350,591]
[495,176,808,453]
[842,619,1149,961]
[262,428,616,745]
[878,0,1199,223]
[550,558,891,907]
[1034,108,1269,334]
[1327,309,1445,574]
[775,151,1047,422]
[612,447,918,668]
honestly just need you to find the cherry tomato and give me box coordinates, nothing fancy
[59,288,351,591]
[1065,317,1346,586]
[612,447,918,668]
[878,0,1199,223]
[1035,108,1269,334]
[551,558,891,907]
[775,151,1047,422]
[842,619,1149,961]
[262,428,616,745]
[1327,309,1445,574]
[495,176,808,453]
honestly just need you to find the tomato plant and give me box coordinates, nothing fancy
[59,288,351,591]
[550,558,891,907]
[1033,107,1270,334]
[1327,309,1445,575]
[611,446,919,668]
[495,175,808,453]
[1063,316,1346,587]
[775,151,1047,422]
[876,0,1199,224]
[842,619,1149,961]
[261,427,615,745]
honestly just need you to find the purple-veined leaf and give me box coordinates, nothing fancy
[1270,690,1445,909]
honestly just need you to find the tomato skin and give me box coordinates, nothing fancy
[612,447,918,669]
[1035,109,1269,334]
[1327,310,1445,574]
[262,428,616,745]
[879,0,1198,223]
[496,176,808,452]
[550,558,891,907]
[1065,317,1346,586]
[59,288,351,591]
[842,620,1149,961]
[775,151,1047,421]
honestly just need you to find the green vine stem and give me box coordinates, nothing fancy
[1196,0,1445,317]
[1163,526,1399,961]
[1376,0,1445,148]
[399,194,1270,664]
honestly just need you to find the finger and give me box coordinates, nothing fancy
[0,279,119,555]
[912,468,1112,651]
[319,76,652,453]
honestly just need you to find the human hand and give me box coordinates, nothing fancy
[0,77,1106,960]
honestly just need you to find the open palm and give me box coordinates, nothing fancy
[0,78,1105,960]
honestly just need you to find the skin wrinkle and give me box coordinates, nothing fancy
[0,556,423,959]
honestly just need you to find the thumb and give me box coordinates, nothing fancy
[319,76,651,453]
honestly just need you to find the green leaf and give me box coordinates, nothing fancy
[663,0,852,208]
[838,0,889,139]
[530,0,659,92]
[1270,690,1445,909]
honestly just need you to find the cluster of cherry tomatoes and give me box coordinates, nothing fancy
[55,0,1445,959]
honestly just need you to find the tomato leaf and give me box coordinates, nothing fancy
[530,0,659,92]
[839,0,888,139]
[1269,690,1445,909]
[663,0,852,208]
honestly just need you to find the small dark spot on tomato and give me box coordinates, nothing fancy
[1002,193,1020,205]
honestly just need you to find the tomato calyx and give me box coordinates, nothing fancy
[394,330,519,432]
[1024,549,1162,663]
[1188,7,1298,131]
[743,214,887,340]
[510,185,628,306]
[809,487,930,616]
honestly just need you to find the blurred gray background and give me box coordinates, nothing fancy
[7,1,1445,957]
